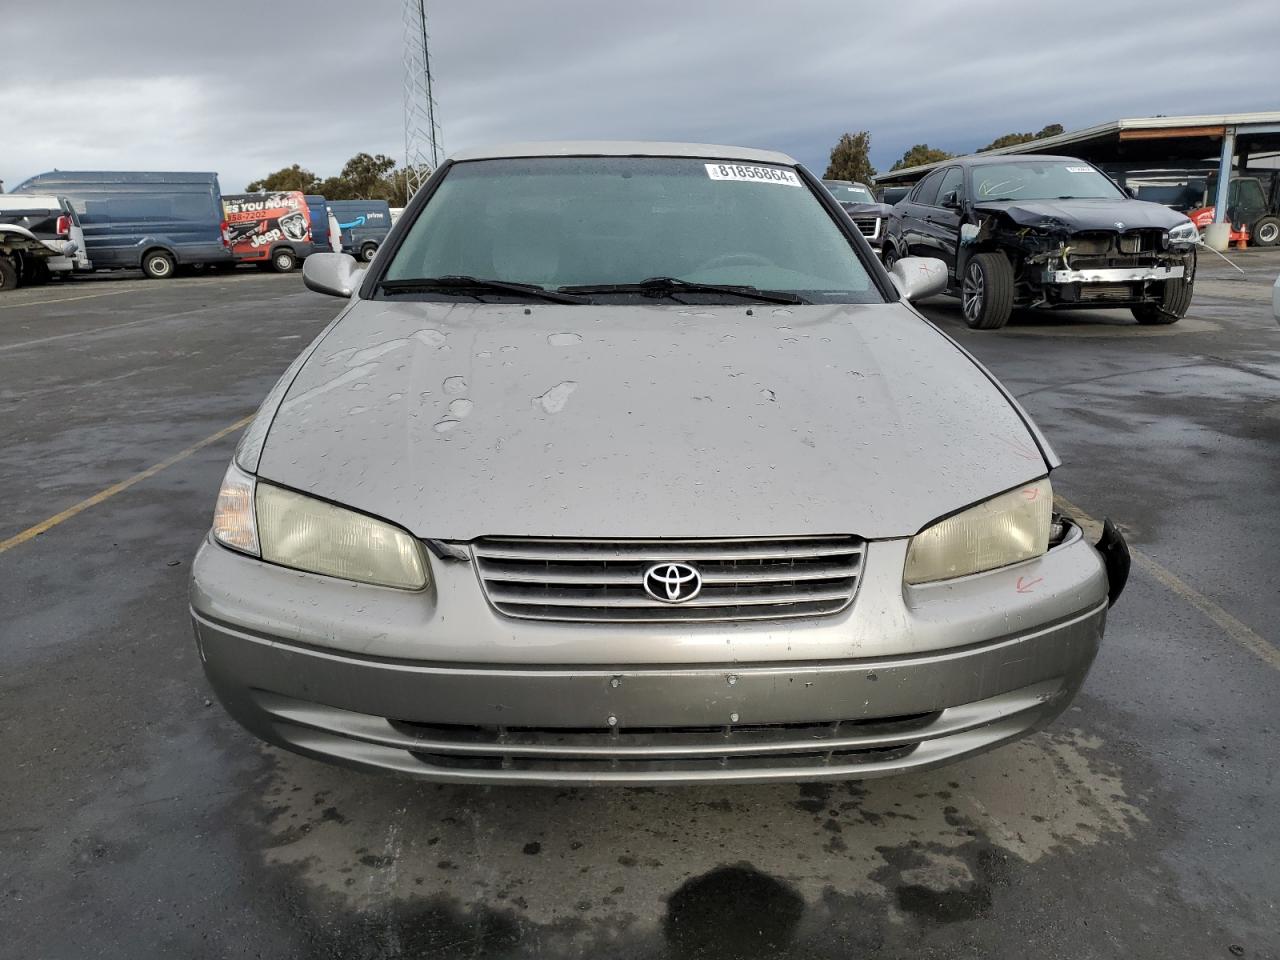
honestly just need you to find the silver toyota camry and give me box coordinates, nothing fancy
[190,141,1129,785]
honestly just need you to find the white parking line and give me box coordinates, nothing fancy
[0,287,142,310]
[0,292,292,353]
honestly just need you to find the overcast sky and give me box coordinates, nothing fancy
[3,0,1278,192]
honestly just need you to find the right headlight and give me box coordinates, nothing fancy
[1166,220,1200,246]
[904,477,1053,585]
[210,462,428,590]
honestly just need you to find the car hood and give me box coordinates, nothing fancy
[973,197,1189,232]
[259,300,1047,540]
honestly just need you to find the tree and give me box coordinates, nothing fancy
[889,144,955,171]
[245,163,321,193]
[977,123,1064,153]
[339,152,398,197]
[246,153,431,202]
[823,132,876,184]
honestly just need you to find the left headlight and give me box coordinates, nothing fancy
[904,477,1053,585]
[1166,220,1200,246]
[210,462,428,590]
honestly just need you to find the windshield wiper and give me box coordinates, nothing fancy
[379,276,588,304]
[558,277,807,305]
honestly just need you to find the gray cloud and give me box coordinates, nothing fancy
[2,0,1277,192]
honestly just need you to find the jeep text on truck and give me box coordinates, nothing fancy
[883,155,1199,329]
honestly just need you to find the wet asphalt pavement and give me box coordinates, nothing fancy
[2,256,1277,959]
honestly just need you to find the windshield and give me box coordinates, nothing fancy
[822,180,875,203]
[972,161,1125,202]
[384,157,880,303]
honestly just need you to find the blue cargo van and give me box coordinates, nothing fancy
[304,195,333,254]
[12,171,232,278]
[326,199,392,262]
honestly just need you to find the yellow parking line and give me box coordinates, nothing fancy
[1056,495,1280,672]
[4,431,1276,677]
[0,415,252,554]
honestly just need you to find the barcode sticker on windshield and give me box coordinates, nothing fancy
[705,163,801,186]
[1066,166,1093,173]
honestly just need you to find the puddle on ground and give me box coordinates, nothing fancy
[257,725,1146,933]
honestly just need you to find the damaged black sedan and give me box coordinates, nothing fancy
[883,155,1199,328]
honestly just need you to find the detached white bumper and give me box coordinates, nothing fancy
[1044,265,1185,284]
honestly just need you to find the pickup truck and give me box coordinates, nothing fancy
[0,194,90,290]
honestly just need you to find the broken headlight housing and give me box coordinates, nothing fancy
[1166,220,1200,248]
[211,461,428,590]
[904,477,1053,584]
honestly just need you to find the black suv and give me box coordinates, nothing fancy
[882,154,1199,328]
[821,179,894,251]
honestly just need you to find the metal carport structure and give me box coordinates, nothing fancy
[874,112,1280,226]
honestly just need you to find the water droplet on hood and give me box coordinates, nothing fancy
[443,376,468,395]
[548,332,582,346]
[533,381,578,414]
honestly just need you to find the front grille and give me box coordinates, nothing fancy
[1079,283,1137,301]
[390,711,935,773]
[471,536,864,623]
[1065,230,1165,266]
[852,216,880,240]
[1117,231,1161,254]
[1065,234,1111,256]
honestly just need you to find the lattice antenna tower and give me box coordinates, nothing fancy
[402,0,443,203]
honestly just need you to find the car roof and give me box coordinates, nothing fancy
[951,154,1087,168]
[448,140,797,166]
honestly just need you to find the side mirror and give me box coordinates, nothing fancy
[940,190,961,210]
[890,256,948,303]
[302,252,364,298]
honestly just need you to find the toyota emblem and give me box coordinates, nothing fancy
[643,562,702,603]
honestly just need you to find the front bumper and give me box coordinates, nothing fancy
[1042,265,1185,284]
[191,524,1114,785]
[195,602,1104,785]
